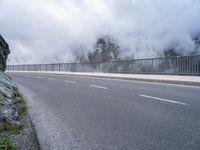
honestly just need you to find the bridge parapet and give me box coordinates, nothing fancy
[7,55,200,75]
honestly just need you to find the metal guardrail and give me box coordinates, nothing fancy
[6,55,200,75]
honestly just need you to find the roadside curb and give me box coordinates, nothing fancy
[55,73,200,86]
[6,71,200,86]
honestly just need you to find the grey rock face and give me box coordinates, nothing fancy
[0,35,17,125]
[0,34,10,71]
[0,71,18,125]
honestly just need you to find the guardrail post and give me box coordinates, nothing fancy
[100,63,102,73]
[198,58,199,75]
[176,56,179,75]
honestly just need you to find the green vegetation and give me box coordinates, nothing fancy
[0,136,15,150]
[0,119,10,132]
[16,93,27,120]
[0,92,27,150]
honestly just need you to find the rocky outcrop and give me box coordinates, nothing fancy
[0,72,18,125]
[0,34,10,71]
[0,35,18,126]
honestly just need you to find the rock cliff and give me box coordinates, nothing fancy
[0,35,18,126]
[0,35,10,71]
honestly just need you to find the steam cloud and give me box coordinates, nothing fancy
[0,0,200,64]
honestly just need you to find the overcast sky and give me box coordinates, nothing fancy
[0,0,200,64]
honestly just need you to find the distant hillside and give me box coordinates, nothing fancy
[74,34,200,63]
[163,34,200,57]
[74,36,121,63]
[88,36,121,63]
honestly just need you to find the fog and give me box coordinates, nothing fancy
[0,0,200,64]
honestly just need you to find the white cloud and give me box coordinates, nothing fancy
[0,0,200,64]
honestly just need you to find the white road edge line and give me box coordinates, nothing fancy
[140,94,189,106]
[63,75,200,89]
[64,80,77,84]
[48,78,57,80]
[90,84,108,90]
[35,76,42,79]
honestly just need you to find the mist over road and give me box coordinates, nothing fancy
[7,72,200,150]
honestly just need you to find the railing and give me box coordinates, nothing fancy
[6,55,200,75]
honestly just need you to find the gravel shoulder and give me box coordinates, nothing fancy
[11,107,40,150]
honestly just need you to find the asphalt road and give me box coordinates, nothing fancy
[7,72,200,150]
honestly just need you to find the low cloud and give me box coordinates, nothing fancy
[0,0,200,64]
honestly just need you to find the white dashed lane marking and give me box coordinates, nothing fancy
[35,76,42,79]
[140,94,189,106]
[48,78,57,80]
[64,80,77,84]
[90,84,108,90]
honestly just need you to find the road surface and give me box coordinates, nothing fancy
[7,72,200,150]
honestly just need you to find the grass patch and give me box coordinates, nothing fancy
[0,92,27,150]
[0,120,10,132]
[0,136,15,150]
[8,124,23,136]
[16,93,27,120]
[0,119,23,135]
